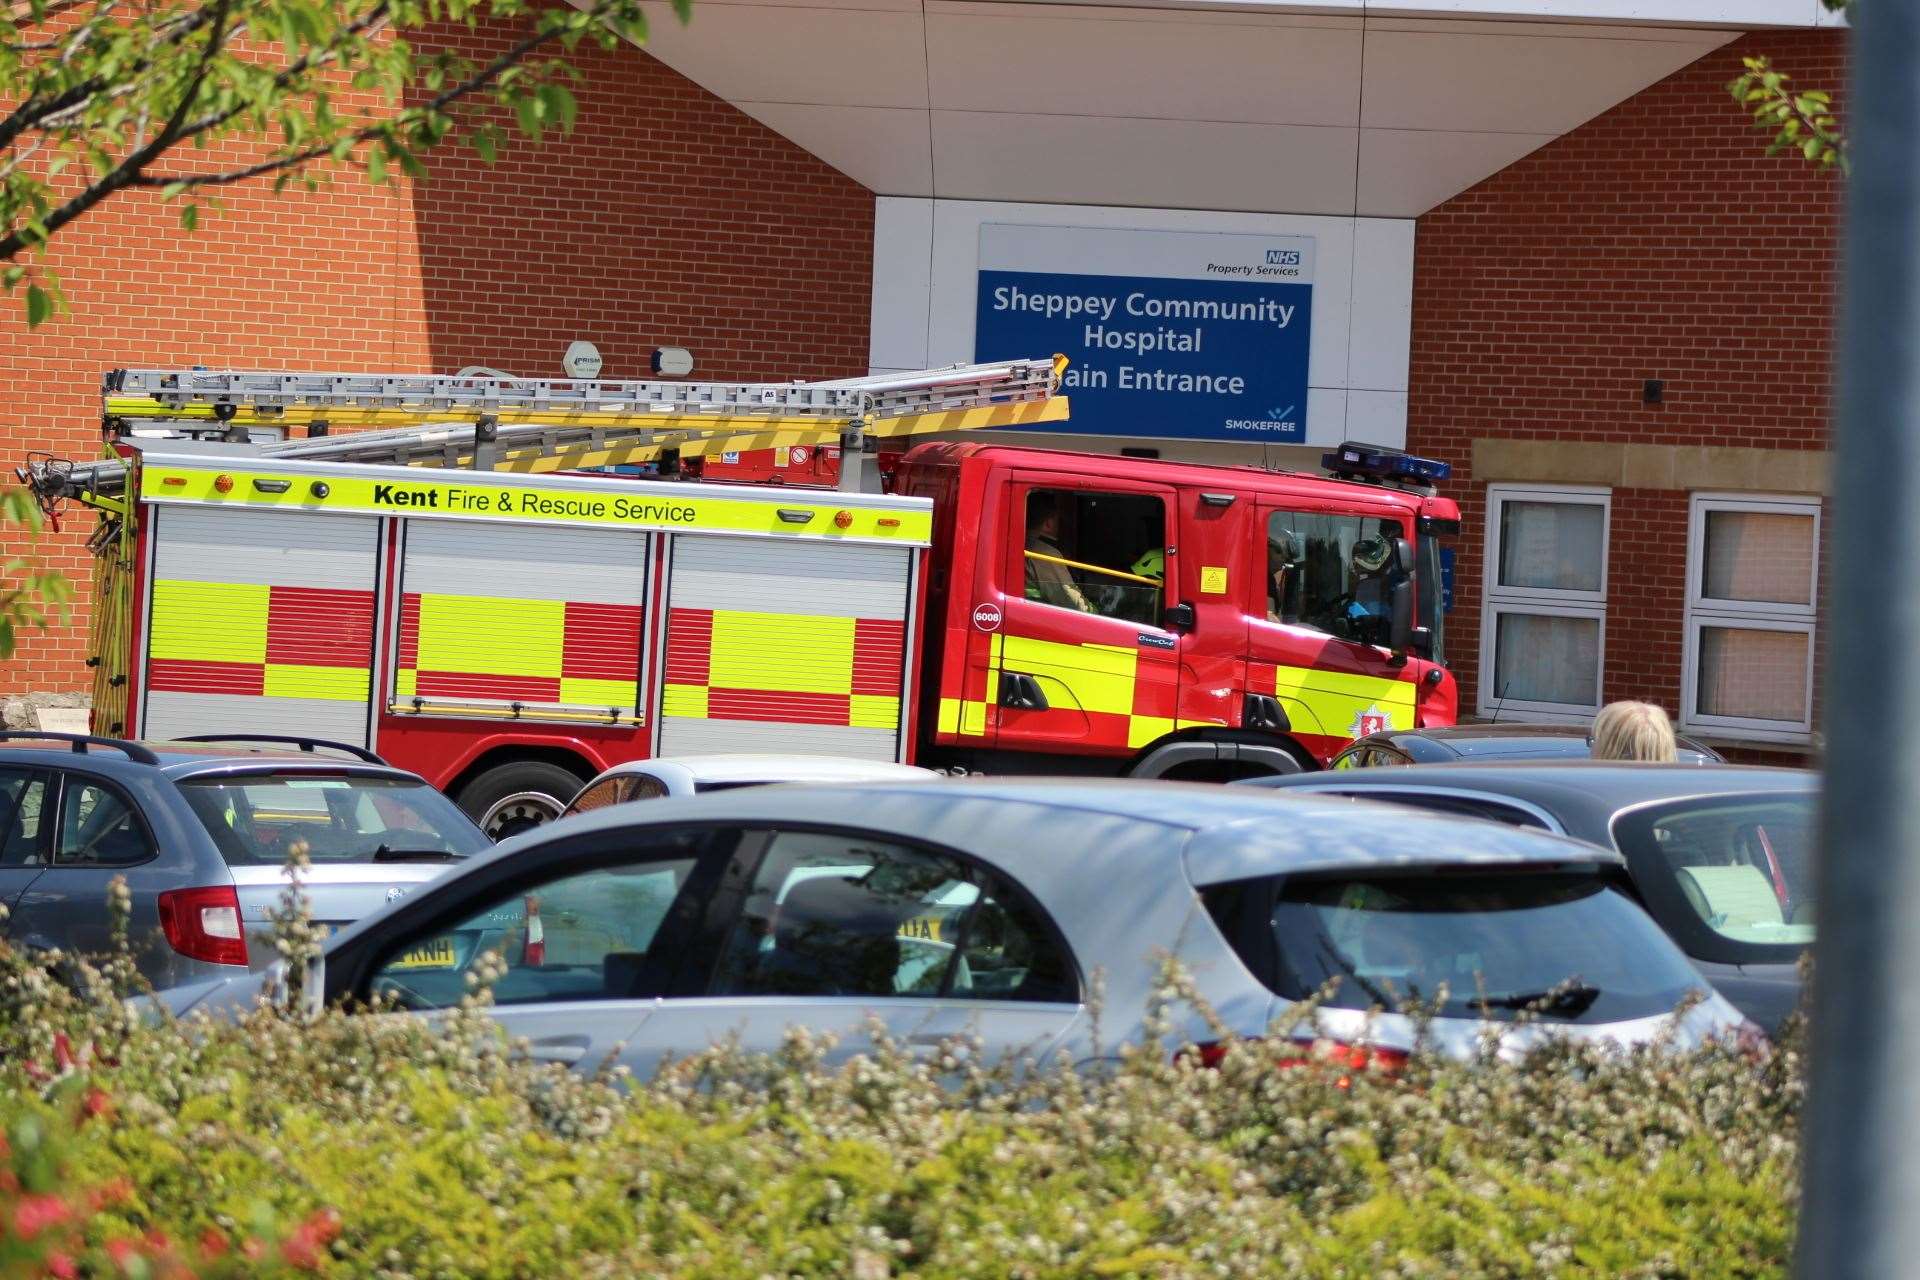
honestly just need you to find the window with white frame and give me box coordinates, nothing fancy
[1682,494,1820,743]
[1478,485,1610,720]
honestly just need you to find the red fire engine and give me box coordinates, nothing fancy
[24,363,1457,836]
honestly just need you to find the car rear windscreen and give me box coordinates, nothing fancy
[180,775,489,866]
[1204,870,1706,1025]
[1611,792,1816,964]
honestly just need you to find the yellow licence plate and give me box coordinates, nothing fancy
[390,938,457,970]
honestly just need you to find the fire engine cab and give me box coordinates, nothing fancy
[903,441,1457,778]
[24,363,1458,836]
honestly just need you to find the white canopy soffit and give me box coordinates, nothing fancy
[619,0,1835,217]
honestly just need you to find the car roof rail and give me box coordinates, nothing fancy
[0,730,162,766]
[168,734,389,765]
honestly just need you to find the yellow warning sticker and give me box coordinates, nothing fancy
[1200,566,1229,595]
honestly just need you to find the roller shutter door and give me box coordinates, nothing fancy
[395,521,650,720]
[142,508,381,746]
[656,535,912,760]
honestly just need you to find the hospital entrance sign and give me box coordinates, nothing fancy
[973,223,1313,443]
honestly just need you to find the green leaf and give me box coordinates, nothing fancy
[181,204,199,232]
[25,284,50,328]
[1803,135,1823,161]
[515,93,544,139]
[368,146,388,184]
[391,143,427,179]
[540,83,577,133]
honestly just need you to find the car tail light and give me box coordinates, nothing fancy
[1180,1037,1410,1086]
[157,886,248,967]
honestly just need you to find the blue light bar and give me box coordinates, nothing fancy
[1321,442,1452,484]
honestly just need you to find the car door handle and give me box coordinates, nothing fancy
[998,672,1048,711]
[1245,693,1291,733]
[907,1033,973,1060]
[528,1036,590,1064]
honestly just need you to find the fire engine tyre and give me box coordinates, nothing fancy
[458,762,588,841]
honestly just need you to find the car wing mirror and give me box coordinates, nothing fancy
[1387,578,1415,656]
[298,950,326,1023]
[264,959,289,1009]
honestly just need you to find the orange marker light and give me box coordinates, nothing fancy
[161,476,186,487]
[833,510,854,529]
[877,517,901,529]
[213,474,234,493]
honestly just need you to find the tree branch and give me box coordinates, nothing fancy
[0,0,231,259]
[157,2,390,146]
[132,6,575,193]
[0,1,221,151]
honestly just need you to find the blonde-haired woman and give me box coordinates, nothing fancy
[1590,700,1678,763]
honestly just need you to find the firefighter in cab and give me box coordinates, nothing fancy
[1024,496,1094,613]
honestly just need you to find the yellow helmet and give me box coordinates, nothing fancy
[1131,548,1165,583]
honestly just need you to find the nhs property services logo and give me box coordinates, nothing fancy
[1265,248,1303,267]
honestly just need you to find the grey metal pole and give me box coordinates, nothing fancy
[838,418,867,494]
[1798,2,1920,1275]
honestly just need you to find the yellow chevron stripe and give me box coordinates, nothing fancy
[109,398,1070,468]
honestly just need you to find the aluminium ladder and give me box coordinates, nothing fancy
[23,357,1069,512]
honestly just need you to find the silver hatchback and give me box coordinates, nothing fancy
[158,780,1748,1072]
[0,733,490,988]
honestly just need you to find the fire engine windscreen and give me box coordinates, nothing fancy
[1024,489,1166,625]
[1265,511,1406,647]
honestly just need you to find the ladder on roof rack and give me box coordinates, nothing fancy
[23,357,1070,510]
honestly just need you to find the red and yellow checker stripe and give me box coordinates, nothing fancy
[660,607,905,729]
[938,633,1217,750]
[146,581,374,702]
[394,594,643,710]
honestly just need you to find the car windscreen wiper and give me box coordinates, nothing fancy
[1482,981,1601,1017]
[369,845,462,864]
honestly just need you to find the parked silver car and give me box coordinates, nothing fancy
[0,732,490,988]
[156,780,1749,1072]
[562,754,936,815]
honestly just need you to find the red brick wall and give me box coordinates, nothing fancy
[1407,28,1843,755]
[0,20,874,693]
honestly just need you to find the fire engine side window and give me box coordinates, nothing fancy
[1265,510,1404,647]
[1023,489,1165,626]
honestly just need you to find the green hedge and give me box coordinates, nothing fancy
[0,896,1802,1279]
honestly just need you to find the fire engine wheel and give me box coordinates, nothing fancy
[458,762,586,841]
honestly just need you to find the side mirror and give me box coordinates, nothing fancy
[1387,577,1415,655]
[264,958,290,1009]
[1409,625,1435,660]
[298,950,326,1023]
[1392,537,1416,578]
